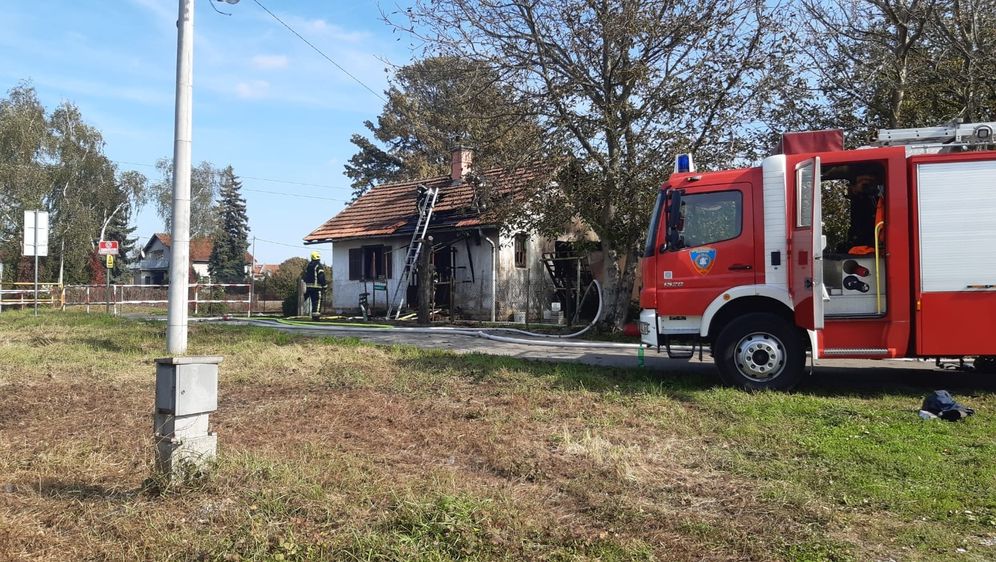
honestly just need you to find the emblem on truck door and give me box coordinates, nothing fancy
[689,248,717,275]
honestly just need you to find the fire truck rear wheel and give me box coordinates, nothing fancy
[714,313,806,391]
[975,356,996,374]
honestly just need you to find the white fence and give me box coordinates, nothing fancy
[0,283,252,316]
[0,282,61,312]
[63,283,252,315]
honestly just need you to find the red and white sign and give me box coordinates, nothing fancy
[98,240,119,255]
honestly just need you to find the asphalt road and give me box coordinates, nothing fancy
[237,320,996,394]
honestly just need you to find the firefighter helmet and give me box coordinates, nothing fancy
[310,251,321,261]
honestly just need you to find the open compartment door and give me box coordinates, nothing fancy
[791,157,824,330]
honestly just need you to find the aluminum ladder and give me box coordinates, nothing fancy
[387,185,440,319]
[875,121,996,153]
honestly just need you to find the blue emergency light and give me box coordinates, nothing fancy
[674,153,695,173]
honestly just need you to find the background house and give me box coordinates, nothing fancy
[131,233,253,285]
[305,148,599,321]
[251,263,279,280]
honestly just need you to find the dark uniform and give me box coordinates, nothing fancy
[846,174,881,250]
[302,253,327,320]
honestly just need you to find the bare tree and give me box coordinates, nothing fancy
[397,0,796,328]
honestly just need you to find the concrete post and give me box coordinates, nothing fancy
[154,356,222,479]
[166,0,195,354]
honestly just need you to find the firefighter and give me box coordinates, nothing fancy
[416,184,429,211]
[302,251,328,320]
[846,172,883,253]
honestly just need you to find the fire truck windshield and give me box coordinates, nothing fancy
[671,190,742,249]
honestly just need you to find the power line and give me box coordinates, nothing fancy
[251,0,388,103]
[240,174,348,190]
[112,160,353,191]
[253,236,316,250]
[242,186,348,203]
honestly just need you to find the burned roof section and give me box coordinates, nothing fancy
[304,163,550,243]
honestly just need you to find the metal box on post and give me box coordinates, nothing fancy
[154,356,223,478]
[156,360,219,415]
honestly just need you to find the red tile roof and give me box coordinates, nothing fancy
[148,233,252,263]
[304,164,550,243]
[253,263,280,276]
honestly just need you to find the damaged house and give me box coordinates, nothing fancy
[304,147,600,321]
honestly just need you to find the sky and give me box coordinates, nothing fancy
[0,0,418,265]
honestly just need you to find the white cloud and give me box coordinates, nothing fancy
[300,18,370,43]
[235,80,270,99]
[251,54,289,70]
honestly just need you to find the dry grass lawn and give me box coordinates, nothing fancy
[1,311,995,561]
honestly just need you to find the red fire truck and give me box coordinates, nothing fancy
[639,122,996,390]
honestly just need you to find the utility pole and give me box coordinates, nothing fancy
[33,212,39,317]
[166,0,194,354]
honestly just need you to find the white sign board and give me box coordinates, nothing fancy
[22,210,49,257]
[98,240,120,255]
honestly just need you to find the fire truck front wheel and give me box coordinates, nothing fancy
[714,313,806,391]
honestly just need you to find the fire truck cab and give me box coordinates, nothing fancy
[639,123,996,390]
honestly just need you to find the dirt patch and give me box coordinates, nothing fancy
[1,376,831,560]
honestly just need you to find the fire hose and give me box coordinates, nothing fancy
[217,280,647,350]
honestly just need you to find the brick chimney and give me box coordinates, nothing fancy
[450,145,474,182]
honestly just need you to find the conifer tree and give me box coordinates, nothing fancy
[208,166,250,283]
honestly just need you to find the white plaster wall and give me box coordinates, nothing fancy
[447,231,498,318]
[192,262,210,279]
[326,237,407,314]
[326,231,500,317]
[496,231,553,321]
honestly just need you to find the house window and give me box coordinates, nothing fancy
[348,245,393,280]
[514,234,527,269]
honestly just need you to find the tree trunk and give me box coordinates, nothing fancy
[599,242,639,331]
[58,239,65,287]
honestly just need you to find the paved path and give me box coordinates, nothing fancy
[233,320,996,391]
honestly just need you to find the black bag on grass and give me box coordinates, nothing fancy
[921,390,975,421]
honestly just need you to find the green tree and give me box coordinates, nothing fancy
[150,158,220,238]
[47,101,118,284]
[0,82,147,285]
[401,0,798,328]
[269,256,308,298]
[208,166,250,283]
[0,83,49,281]
[344,56,545,200]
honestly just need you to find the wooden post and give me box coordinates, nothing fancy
[525,266,531,327]
[417,238,433,324]
[575,257,581,325]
